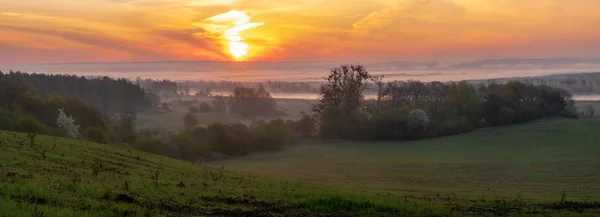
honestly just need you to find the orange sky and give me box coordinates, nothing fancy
[1,0,599,63]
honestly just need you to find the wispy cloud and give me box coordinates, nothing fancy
[353,0,432,29]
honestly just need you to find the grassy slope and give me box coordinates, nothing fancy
[213,118,600,202]
[0,131,468,217]
[1,120,600,216]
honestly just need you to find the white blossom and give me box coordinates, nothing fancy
[407,109,430,132]
[57,108,80,138]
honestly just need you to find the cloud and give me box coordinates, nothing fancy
[186,0,239,7]
[353,0,432,29]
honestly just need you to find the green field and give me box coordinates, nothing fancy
[2,118,600,216]
[212,118,600,201]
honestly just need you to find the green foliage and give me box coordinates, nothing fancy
[228,84,279,116]
[1,71,154,113]
[314,65,578,141]
[132,135,169,156]
[212,95,227,113]
[169,133,211,160]
[0,112,49,134]
[183,113,198,129]
[84,127,110,144]
[314,65,372,139]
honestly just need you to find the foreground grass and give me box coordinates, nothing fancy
[213,118,600,202]
[1,127,599,216]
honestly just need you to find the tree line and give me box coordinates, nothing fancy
[0,72,315,162]
[314,65,579,140]
[1,71,155,113]
[133,117,315,161]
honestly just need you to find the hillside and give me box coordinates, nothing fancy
[213,118,600,201]
[0,130,456,217]
[2,122,600,216]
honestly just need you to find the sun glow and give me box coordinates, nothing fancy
[198,10,264,61]
[229,41,248,59]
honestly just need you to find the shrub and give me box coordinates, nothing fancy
[85,127,110,144]
[133,135,169,156]
[586,105,595,117]
[438,116,476,136]
[407,109,429,133]
[498,106,516,125]
[188,106,199,114]
[212,95,227,113]
[14,115,49,134]
[170,133,211,160]
[183,113,198,129]
[197,102,213,113]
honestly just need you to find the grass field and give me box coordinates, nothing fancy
[212,117,600,202]
[2,127,600,216]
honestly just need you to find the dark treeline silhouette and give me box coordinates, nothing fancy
[314,65,579,140]
[0,77,131,144]
[228,85,280,116]
[1,71,155,113]
[470,72,600,95]
[138,79,321,96]
[135,78,180,99]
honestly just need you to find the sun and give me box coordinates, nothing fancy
[229,41,248,60]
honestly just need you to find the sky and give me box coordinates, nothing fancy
[0,0,599,64]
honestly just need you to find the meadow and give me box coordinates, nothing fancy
[212,117,600,202]
[2,123,600,216]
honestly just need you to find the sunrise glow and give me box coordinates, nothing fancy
[0,0,599,63]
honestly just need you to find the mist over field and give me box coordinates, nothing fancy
[3,57,600,83]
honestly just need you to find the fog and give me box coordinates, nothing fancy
[2,58,600,83]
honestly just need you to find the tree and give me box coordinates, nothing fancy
[228,84,277,116]
[197,102,213,113]
[407,109,429,133]
[57,108,80,138]
[587,105,595,117]
[111,112,137,144]
[313,65,372,139]
[188,106,200,114]
[184,113,198,129]
[212,95,227,113]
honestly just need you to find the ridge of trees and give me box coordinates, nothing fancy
[1,71,155,113]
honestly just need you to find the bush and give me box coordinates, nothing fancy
[212,95,227,113]
[206,123,251,156]
[133,135,169,156]
[14,115,49,134]
[170,133,211,160]
[197,102,213,113]
[437,116,476,136]
[498,106,516,125]
[85,127,110,144]
[183,113,198,129]
[407,109,429,133]
[188,106,200,114]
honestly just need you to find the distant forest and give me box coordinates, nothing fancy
[135,72,600,98]
[471,72,600,95]
[1,71,156,113]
